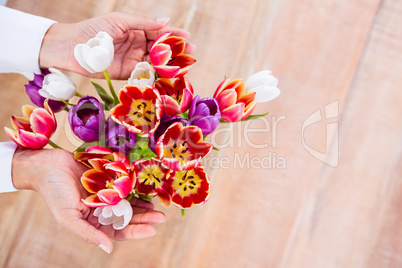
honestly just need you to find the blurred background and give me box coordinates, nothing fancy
[0,0,401,267]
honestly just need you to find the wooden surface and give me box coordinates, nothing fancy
[1,0,401,267]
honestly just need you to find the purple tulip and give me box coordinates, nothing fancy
[188,95,221,135]
[106,118,137,154]
[148,115,190,153]
[68,96,105,142]
[25,68,66,113]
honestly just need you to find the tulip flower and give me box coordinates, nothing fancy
[110,85,162,137]
[133,158,172,206]
[106,118,137,155]
[74,31,114,73]
[245,70,280,102]
[94,199,133,230]
[68,96,105,142]
[38,68,76,101]
[213,78,256,122]
[74,145,130,169]
[188,95,221,135]
[148,115,190,153]
[155,122,212,171]
[154,77,194,115]
[25,68,66,112]
[128,62,155,89]
[81,160,136,207]
[150,32,196,78]
[4,101,56,149]
[160,165,210,209]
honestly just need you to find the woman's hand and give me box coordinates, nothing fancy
[12,148,166,253]
[39,12,196,79]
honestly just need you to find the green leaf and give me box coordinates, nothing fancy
[220,112,269,123]
[177,111,189,120]
[241,112,269,121]
[91,80,114,110]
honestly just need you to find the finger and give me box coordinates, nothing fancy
[184,42,197,54]
[143,53,151,63]
[114,224,156,240]
[130,197,154,209]
[117,13,170,31]
[130,209,166,225]
[63,216,113,254]
[145,27,191,40]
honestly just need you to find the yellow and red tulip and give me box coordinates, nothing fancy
[4,101,57,149]
[155,122,212,171]
[110,85,162,137]
[161,165,210,209]
[150,32,196,78]
[213,78,257,122]
[74,145,130,168]
[133,157,173,207]
[154,77,194,115]
[81,160,136,207]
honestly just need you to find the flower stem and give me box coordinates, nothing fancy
[75,92,84,98]
[126,192,135,202]
[181,209,185,218]
[59,98,74,106]
[48,140,67,151]
[103,70,119,104]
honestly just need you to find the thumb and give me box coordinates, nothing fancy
[118,13,170,31]
[64,217,114,254]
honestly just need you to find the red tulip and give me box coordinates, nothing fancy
[154,77,194,115]
[155,122,212,171]
[110,85,162,137]
[81,160,136,207]
[160,164,210,209]
[150,32,196,78]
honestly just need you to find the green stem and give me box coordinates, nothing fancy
[48,140,67,151]
[103,70,118,104]
[126,192,135,202]
[75,92,84,98]
[59,98,74,106]
[181,208,185,218]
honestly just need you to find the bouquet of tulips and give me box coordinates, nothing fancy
[5,31,279,230]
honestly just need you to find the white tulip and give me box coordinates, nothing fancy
[245,70,280,102]
[38,68,76,100]
[127,62,155,89]
[94,199,133,230]
[74,31,114,73]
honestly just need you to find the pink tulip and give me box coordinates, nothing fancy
[150,32,196,79]
[213,78,257,122]
[4,101,57,149]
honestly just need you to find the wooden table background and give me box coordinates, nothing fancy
[1,0,401,267]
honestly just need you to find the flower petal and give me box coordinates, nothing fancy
[82,194,108,208]
[97,189,122,205]
[17,130,49,149]
[112,176,132,198]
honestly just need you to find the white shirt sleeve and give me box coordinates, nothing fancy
[0,7,56,79]
[0,7,56,193]
[0,142,18,192]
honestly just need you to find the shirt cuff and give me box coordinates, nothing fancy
[0,7,56,79]
[0,141,18,193]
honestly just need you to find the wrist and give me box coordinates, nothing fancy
[11,148,50,191]
[39,23,73,71]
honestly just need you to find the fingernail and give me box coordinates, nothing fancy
[157,17,170,24]
[98,244,111,254]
